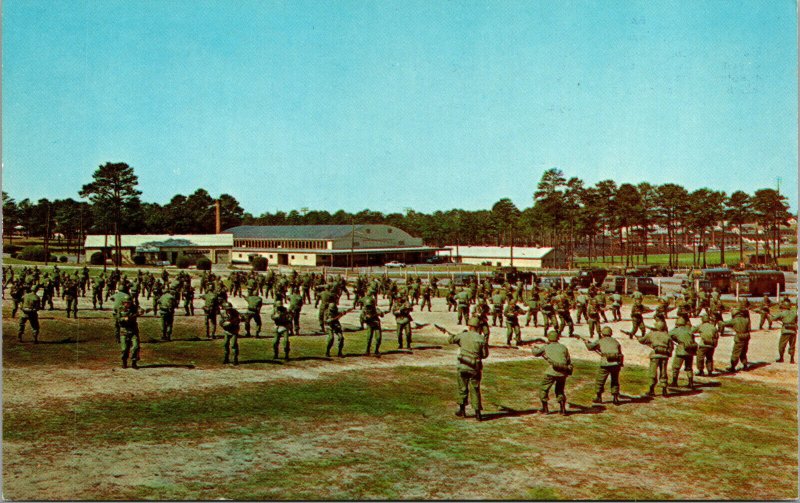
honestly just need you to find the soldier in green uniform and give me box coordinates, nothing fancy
[110,286,133,344]
[272,304,292,360]
[118,299,142,368]
[555,293,574,337]
[244,290,264,337]
[770,300,797,363]
[525,292,540,327]
[586,298,601,338]
[446,285,456,312]
[441,317,488,421]
[157,289,178,341]
[583,326,623,404]
[668,318,699,388]
[202,287,220,339]
[531,331,572,415]
[504,302,524,346]
[455,289,470,325]
[622,299,651,338]
[325,302,346,357]
[541,296,559,335]
[63,278,79,319]
[10,281,24,318]
[722,309,751,372]
[393,299,414,350]
[220,301,241,365]
[595,291,608,322]
[420,284,433,312]
[691,314,719,375]
[758,294,773,330]
[636,320,672,396]
[363,299,383,356]
[18,286,41,343]
[288,292,304,335]
[317,287,332,332]
[575,292,589,323]
[92,275,105,310]
[183,284,195,316]
[491,290,505,327]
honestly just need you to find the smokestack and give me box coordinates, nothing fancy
[215,200,221,234]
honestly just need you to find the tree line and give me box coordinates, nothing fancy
[2,163,794,268]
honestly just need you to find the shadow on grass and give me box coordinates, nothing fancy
[290,356,333,362]
[564,402,606,416]
[408,345,442,351]
[237,359,284,365]
[136,363,196,369]
[663,388,703,398]
[380,349,413,356]
[481,405,541,421]
[38,337,78,344]
[693,381,722,388]
[616,394,655,405]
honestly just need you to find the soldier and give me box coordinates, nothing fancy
[393,298,414,350]
[220,301,241,365]
[504,301,524,346]
[18,286,41,343]
[473,297,491,339]
[582,326,623,405]
[491,290,505,327]
[202,287,220,339]
[157,289,177,341]
[541,296,559,335]
[63,278,79,319]
[722,309,751,372]
[622,299,651,338]
[758,293,773,330]
[92,274,105,310]
[555,292,575,337]
[244,290,264,337]
[325,302,346,358]
[531,331,572,415]
[525,291,540,327]
[110,286,132,344]
[636,319,672,397]
[668,318,698,388]
[272,304,292,360]
[317,287,332,332]
[363,298,384,356]
[183,284,195,316]
[691,314,719,375]
[439,317,488,421]
[586,298,601,338]
[420,284,433,312]
[446,284,456,312]
[595,291,609,322]
[574,292,589,323]
[455,288,470,325]
[288,291,304,335]
[118,299,142,369]
[770,300,797,363]
[10,280,24,318]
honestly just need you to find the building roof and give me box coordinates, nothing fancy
[236,246,444,254]
[85,234,233,248]
[439,246,554,259]
[226,225,397,240]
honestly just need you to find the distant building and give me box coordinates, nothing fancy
[84,234,233,265]
[439,246,566,268]
[226,225,442,267]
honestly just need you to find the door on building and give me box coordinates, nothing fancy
[278,254,289,265]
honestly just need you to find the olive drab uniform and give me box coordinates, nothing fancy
[92,276,105,309]
[584,328,623,404]
[624,301,650,338]
[531,334,572,414]
[63,279,79,318]
[157,291,177,341]
[595,292,608,322]
[541,298,558,335]
[288,293,304,335]
[244,293,264,337]
[420,285,432,311]
[758,295,773,330]
[504,303,523,345]
[18,290,41,343]
[556,294,574,337]
[691,318,719,375]
[491,292,505,327]
[203,290,220,338]
[668,322,699,388]
[183,285,195,316]
[272,305,292,359]
[610,293,623,321]
[317,289,332,331]
[325,303,346,357]
[220,304,241,365]
[586,300,601,338]
[111,290,133,343]
[575,294,589,323]
[449,325,489,420]
[771,305,797,363]
[722,313,751,372]
[118,301,141,368]
[455,290,470,325]
[393,300,414,349]
[525,295,540,327]
[637,328,672,396]
[363,300,383,356]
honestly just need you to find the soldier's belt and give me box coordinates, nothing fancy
[551,363,573,375]
[602,353,622,362]
[653,346,671,356]
[458,355,482,370]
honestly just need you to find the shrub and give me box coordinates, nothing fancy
[18,246,50,262]
[196,257,212,271]
[176,255,192,269]
[89,251,105,265]
[59,255,68,263]
[251,256,268,271]
[132,254,147,265]
[4,245,21,256]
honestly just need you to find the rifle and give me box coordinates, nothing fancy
[330,307,355,322]
[433,324,457,337]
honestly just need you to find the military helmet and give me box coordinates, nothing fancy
[546,330,559,342]
[654,320,667,330]
[701,314,709,322]
[734,308,745,317]
[675,318,687,327]
[601,327,612,337]
[467,316,480,327]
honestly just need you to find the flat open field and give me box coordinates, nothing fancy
[3,288,797,500]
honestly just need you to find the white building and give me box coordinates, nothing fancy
[84,234,234,265]
[438,246,565,268]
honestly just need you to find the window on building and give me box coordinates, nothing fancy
[365,228,371,234]
[291,255,295,259]
[304,255,308,260]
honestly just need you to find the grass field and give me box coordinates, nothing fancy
[3,289,798,500]
[575,248,797,269]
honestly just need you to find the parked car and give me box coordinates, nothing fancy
[614,276,659,295]
[492,266,536,286]
[384,261,406,268]
[425,256,450,264]
[573,268,608,288]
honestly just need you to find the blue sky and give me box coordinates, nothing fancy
[3,0,797,214]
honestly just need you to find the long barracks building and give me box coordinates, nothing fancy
[225,225,443,267]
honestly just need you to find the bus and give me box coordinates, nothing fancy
[697,268,732,293]
[732,270,786,297]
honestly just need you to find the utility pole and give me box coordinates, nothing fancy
[43,203,51,266]
[77,207,83,263]
[350,220,355,269]
[215,199,222,234]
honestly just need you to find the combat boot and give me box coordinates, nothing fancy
[122,358,128,369]
[540,401,549,414]
[661,387,668,397]
[612,393,620,405]
[338,350,344,358]
[131,360,138,369]
[776,355,784,362]
[592,393,603,404]
[670,378,678,387]
[475,410,483,422]
[455,404,466,417]
[223,357,230,365]
[284,351,290,361]
[233,356,239,366]
[791,355,796,364]
[559,401,567,416]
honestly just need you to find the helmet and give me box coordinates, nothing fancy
[675,318,687,327]
[467,317,480,328]
[546,330,559,342]
[601,327,613,337]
